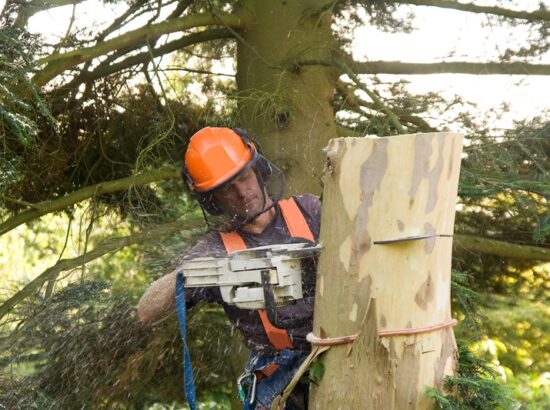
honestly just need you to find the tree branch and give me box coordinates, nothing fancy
[30,0,82,10]
[0,218,205,321]
[336,64,406,134]
[33,12,247,86]
[335,124,362,137]
[51,29,233,98]
[295,58,406,133]
[350,60,550,76]
[161,66,235,77]
[85,0,191,76]
[94,0,149,43]
[454,234,550,261]
[397,0,550,22]
[8,0,84,28]
[94,29,232,77]
[0,167,181,237]
[335,80,437,131]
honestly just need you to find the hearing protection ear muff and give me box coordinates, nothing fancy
[232,128,273,182]
[181,166,194,191]
[197,192,224,216]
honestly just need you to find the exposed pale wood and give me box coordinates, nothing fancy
[309,132,463,409]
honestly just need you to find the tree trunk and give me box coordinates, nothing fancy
[235,0,338,195]
[309,133,463,409]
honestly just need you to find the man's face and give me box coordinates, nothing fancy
[212,167,267,221]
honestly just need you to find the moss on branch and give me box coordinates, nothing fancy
[33,12,247,86]
[0,167,181,236]
[351,60,550,76]
[52,28,233,98]
[454,234,550,261]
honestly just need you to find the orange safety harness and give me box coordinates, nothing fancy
[219,198,314,350]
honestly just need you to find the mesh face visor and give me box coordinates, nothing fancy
[197,155,285,232]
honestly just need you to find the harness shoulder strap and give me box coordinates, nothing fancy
[258,310,293,350]
[219,231,247,254]
[278,197,314,242]
[219,197,314,350]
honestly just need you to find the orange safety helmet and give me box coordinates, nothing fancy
[184,127,256,192]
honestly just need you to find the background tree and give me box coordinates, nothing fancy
[0,0,548,408]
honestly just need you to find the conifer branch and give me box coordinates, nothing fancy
[350,60,550,76]
[33,12,247,86]
[0,168,181,237]
[0,218,204,321]
[454,234,550,261]
[51,29,232,98]
[397,0,550,22]
[292,58,406,133]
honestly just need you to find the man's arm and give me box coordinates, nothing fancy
[137,270,177,324]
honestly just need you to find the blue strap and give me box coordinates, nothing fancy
[175,271,197,410]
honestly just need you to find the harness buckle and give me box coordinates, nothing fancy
[237,372,257,405]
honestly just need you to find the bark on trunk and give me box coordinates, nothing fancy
[309,133,463,409]
[235,0,338,195]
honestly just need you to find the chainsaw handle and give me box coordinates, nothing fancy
[260,269,278,325]
[260,269,309,329]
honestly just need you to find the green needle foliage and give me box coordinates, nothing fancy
[0,278,239,408]
[0,28,55,215]
[0,29,53,144]
[426,343,514,410]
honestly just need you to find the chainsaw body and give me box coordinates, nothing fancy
[182,242,321,310]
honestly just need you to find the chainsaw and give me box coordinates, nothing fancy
[181,242,321,324]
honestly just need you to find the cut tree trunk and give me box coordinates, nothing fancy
[309,132,464,409]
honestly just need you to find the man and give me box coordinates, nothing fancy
[137,127,321,409]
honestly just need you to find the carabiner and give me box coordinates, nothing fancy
[237,372,257,405]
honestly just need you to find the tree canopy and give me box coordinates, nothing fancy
[0,0,548,408]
